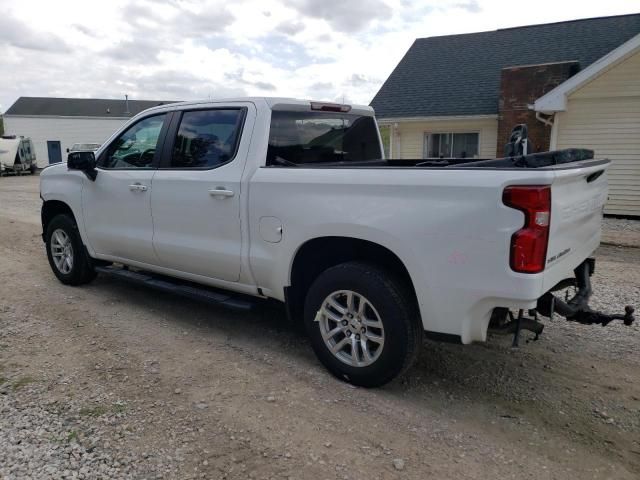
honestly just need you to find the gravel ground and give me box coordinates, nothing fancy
[602,217,640,234]
[1,175,639,479]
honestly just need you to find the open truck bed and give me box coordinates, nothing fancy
[277,148,600,170]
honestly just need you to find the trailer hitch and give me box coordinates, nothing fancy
[491,258,635,347]
[537,258,635,327]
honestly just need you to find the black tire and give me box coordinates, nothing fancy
[304,261,422,387]
[30,164,37,175]
[45,214,97,285]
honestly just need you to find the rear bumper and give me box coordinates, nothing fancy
[483,258,634,344]
[446,256,634,345]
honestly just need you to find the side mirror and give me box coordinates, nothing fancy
[67,151,98,181]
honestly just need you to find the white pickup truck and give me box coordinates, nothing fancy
[39,98,634,387]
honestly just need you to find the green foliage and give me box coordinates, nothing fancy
[79,405,109,417]
[79,403,127,417]
[12,376,35,390]
[0,116,4,136]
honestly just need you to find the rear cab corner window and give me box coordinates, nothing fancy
[98,113,168,169]
[168,108,246,169]
[266,111,382,167]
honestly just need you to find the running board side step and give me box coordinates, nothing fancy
[94,266,256,311]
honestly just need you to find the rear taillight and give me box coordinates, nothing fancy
[503,186,551,274]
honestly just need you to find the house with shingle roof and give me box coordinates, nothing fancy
[3,97,176,167]
[370,14,640,216]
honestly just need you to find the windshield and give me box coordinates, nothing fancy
[267,111,381,166]
[70,143,100,151]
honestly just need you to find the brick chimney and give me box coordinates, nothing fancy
[497,61,579,156]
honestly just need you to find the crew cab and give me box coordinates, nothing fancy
[39,98,633,387]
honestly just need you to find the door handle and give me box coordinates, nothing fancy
[209,188,234,198]
[129,183,148,192]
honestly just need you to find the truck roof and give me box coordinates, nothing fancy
[139,97,375,118]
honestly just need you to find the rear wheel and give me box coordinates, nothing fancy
[45,214,97,285]
[304,261,422,387]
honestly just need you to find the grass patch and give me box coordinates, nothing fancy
[79,403,127,417]
[0,376,6,385]
[12,376,35,391]
[79,405,109,417]
[67,431,79,442]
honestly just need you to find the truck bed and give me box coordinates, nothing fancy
[269,148,599,170]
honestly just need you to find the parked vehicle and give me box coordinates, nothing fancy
[66,143,101,154]
[39,98,634,387]
[0,136,37,175]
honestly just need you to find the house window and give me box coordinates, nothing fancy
[424,132,479,159]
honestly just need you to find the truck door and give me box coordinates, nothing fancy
[150,103,255,282]
[81,113,169,265]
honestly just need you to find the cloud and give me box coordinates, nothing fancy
[103,37,164,63]
[310,82,333,90]
[2,0,638,114]
[252,33,330,69]
[284,0,392,32]
[276,20,306,36]
[225,70,277,91]
[307,81,335,99]
[102,1,236,65]
[454,1,482,13]
[173,4,235,36]
[0,14,70,53]
[350,74,368,87]
[72,24,96,37]
[135,70,247,99]
[120,2,157,22]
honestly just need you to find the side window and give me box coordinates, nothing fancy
[99,114,166,169]
[170,109,244,169]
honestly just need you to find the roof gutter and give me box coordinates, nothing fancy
[376,114,498,124]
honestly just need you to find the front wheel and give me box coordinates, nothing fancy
[45,214,97,285]
[304,261,422,387]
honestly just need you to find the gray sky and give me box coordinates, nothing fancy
[0,0,638,112]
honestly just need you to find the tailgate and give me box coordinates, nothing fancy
[542,160,610,291]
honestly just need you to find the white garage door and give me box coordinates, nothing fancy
[556,97,640,216]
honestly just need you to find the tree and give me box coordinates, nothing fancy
[0,115,4,136]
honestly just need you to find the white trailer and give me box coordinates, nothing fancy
[0,136,37,176]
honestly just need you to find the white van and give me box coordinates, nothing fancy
[0,136,37,175]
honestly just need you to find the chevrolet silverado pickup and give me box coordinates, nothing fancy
[39,98,634,387]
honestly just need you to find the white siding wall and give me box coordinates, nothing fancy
[555,50,640,216]
[3,116,129,167]
[390,117,498,159]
